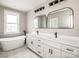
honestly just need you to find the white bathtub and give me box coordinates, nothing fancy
[0,36,25,51]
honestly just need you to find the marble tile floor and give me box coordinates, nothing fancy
[0,46,40,58]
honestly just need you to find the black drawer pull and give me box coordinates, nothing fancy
[51,50,53,54]
[38,51,41,54]
[31,41,33,44]
[66,48,74,52]
[38,40,41,41]
[49,49,51,53]
[38,45,41,47]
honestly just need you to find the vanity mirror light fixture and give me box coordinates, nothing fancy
[34,7,74,29]
[49,0,65,7]
[34,6,45,13]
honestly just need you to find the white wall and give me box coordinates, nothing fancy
[0,6,26,37]
[26,0,79,37]
[0,6,4,35]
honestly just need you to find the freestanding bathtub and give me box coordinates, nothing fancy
[0,35,25,51]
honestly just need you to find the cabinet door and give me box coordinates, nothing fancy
[26,36,31,47]
[50,48,61,58]
[27,36,36,51]
[27,38,33,49]
[62,52,77,58]
[44,43,61,58]
[62,44,79,57]
[43,44,51,58]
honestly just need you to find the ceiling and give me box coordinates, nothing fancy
[0,0,47,12]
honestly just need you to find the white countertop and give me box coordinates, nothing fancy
[27,32,79,48]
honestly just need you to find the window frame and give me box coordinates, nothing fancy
[4,10,20,34]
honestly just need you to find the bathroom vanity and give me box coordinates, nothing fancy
[26,32,79,58]
[26,7,77,58]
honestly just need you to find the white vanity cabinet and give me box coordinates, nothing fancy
[43,43,52,58]
[35,38,44,57]
[43,43,61,58]
[26,35,44,57]
[50,48,61,58]
[26,34,79,58]
[35,43,44,57]
[61,44,79,58]
[62,52,77,58]
[61,45,79,56]
[27,35,36,52]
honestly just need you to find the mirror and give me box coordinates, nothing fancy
[34,7,74,29]
[34,15,47,28]
[47,8,74,29]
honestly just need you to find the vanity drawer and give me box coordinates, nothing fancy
[62,51,78,58]
[43,40,61,50]
[62,44,79,57]
[36,43,43,50]
[36,48,44,57]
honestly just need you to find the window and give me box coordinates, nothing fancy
[4,10,20,34]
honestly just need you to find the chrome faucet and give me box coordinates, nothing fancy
[54,32,57,38]
[36,31,39,35]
